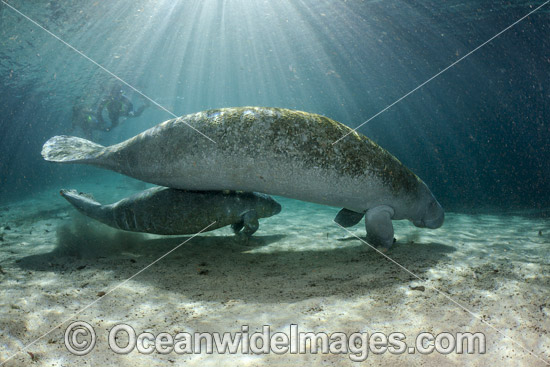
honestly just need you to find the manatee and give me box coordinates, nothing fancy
[43,107,444,248]
[59,187,281,236]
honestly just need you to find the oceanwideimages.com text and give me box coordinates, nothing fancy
[65,322,486,361]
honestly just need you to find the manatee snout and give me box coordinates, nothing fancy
[272,201,282,215]
[414,198,444,229]
[268,198,282,216]
[252,192,282,217]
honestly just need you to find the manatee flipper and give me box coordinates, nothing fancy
[365,205,395,249]
[41,136,106,163]
[231,221,244,234]
[239,209,259,236]
[231,210,259,236]
[334,208,365,227]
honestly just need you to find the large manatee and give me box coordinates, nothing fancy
[42,107,444,248]
[60,187,281,236]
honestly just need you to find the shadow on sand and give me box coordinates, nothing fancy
[16,216,458,304]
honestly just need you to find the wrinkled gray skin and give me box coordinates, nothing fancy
[60,187,282,236]
[44,107,444,248]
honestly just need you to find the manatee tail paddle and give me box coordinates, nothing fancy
[60,189,105,222]
[41,136,106,163]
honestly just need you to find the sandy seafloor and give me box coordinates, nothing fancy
[0,176,549,367]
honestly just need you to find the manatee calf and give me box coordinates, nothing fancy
[43,107,444,248]
[60,187,281,236]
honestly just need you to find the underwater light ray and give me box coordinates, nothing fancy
[332,0,550,145]
[129,2,200,113]
[0,0,216,144]
[334,222,550,365]
[291,0,366,118]
[0,221,217,366]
